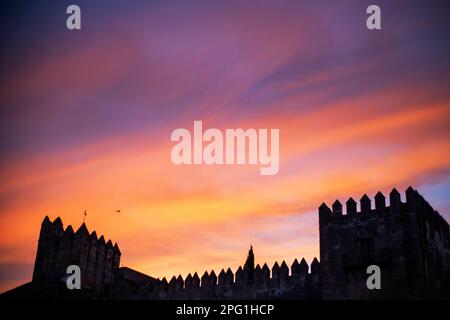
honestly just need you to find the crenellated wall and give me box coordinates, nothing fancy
[111,256,320,299]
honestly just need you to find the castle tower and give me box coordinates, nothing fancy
[319,187,450,299]
[31,216,121,298]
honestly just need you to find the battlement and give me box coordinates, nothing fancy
[319,188,406,216]
[319,187,449,232]
[37,216,121,254]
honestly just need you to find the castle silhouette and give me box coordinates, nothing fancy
[2,186,449,299]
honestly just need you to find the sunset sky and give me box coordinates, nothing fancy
[1,0,449,292]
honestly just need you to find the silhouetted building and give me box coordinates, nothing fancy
[31,218,121,298]
[319,187,450,299]
[2,186,449,299]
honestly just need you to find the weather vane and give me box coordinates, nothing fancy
[83,209,87,223]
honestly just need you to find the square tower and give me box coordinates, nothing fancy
[319,187,450,299]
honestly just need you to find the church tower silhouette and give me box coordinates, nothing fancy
[244,245,255,285]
